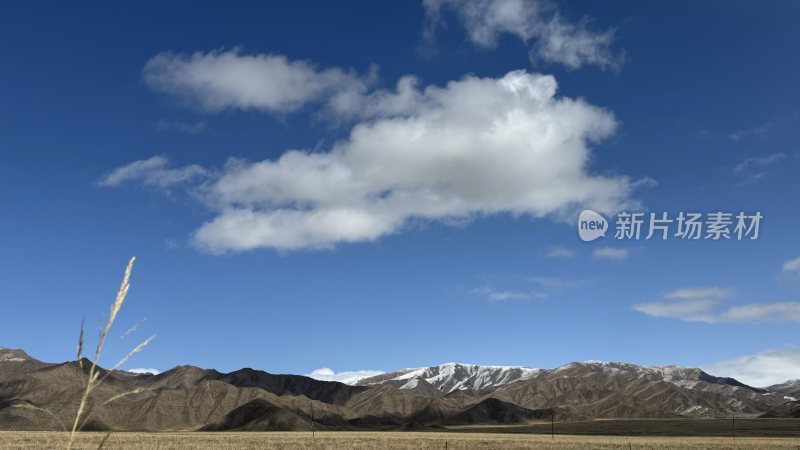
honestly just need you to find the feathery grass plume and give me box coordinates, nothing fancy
[68,257,138,450]
[76,318,84,372]
[77,335,157,432]
[121,318,146,339]
[99,387,149,406]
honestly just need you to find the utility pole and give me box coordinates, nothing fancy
[551,409,555,440]
[732,412,735,442]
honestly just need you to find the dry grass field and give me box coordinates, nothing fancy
[2,432,800,450]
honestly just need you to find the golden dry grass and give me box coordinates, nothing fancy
[67,257,155,449]
[2,432,800,450]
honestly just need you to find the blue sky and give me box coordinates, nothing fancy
[1,0,799,386]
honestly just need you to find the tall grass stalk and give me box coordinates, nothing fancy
[67,257,154,450]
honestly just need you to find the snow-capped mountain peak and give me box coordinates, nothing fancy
[358,362,541,393]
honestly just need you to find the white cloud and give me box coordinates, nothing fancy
[703,347,800,387]
[592,246,628,261]
[731,152,787,184]
[721,303,800,323]
[728,121,775,142]
[634,298,718,323]
[545,246,575,258]
[97,155,208,188]
[733,153,786,174]
[634,287,729,323]
[471,287,544,301]
[666,287,729,301]
[127,368,160,375]
[306,367,383,384]
[728,113,800,144]
[109,69,643,252]
[782,256,800,277]
[143,49,372,114]
[423,0,622,70]
[635,287,800,323]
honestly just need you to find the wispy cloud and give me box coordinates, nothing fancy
[731,152,787,184]
[782,256,800,278]
[471,287,545,301]
[529,276,585,290]
[728,112,800,142]
[545,246,575,259]
[634,297,719,323]
[733,153,786,174]
[703,347,800,387]
[422,0,623,70]
[306,367,383,384]
[721,303,800,322]
[635,287,800,323]
[666,287,729,301]
[97,155,209,188]
[634,287,726,323]
[728,124,772,142]
[592,246,628,261]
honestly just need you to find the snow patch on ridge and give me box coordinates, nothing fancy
[387,362,541,393]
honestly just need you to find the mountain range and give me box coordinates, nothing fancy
[1,346,798,432]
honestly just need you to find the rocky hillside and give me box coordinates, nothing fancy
[0,348,796,431]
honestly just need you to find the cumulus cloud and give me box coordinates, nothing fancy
[108,69,643,252]
[703,347,800,387]
[195,70,635,251]
[423,0,622,70]
[97,155,208,188]
[635,287,800,323]
[143,49,373,114]
[592,246,628,261]
[306,367,384,384]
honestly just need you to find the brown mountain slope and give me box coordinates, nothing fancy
[759,401,800,418]
[216,368,367,405]
[768,380,800,399]
[0,349,792,431]
[440,398,552,425]
[486,362,783,419]
[0,358,353,431]
[0,347,51,377]
[199,398,313,431]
